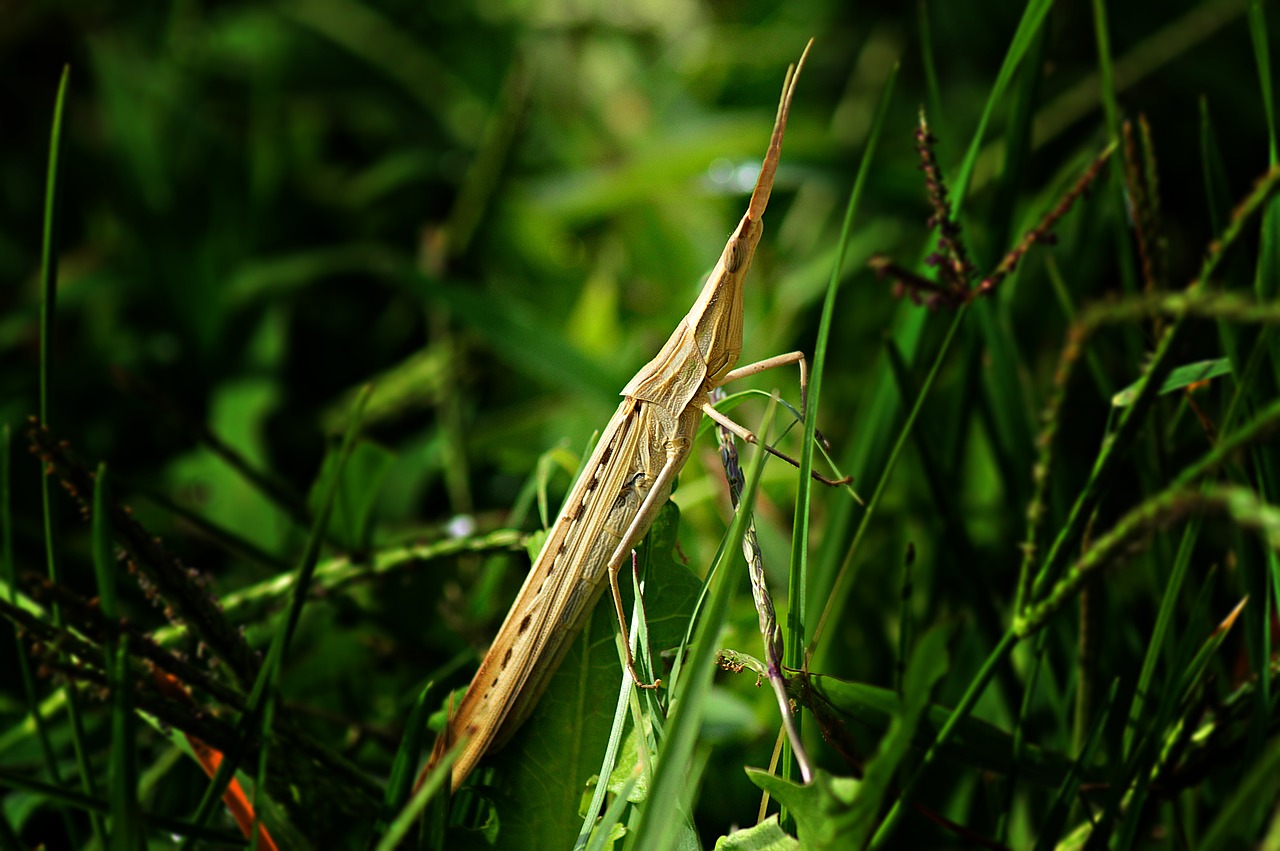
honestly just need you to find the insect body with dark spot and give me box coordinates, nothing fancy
[423,40,838,793]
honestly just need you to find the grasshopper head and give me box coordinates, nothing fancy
[690,38,808,389]
[690,214,763,386]
[619,40,809,409]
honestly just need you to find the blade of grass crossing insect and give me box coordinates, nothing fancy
[184,386,373,840]
[371,681,435,847]
[576,585,646,851]
[37,63,104,849]
[633,398,777,851]
[576,678,633,851]
[663,441,762,708]
[783,61,898,791]
[629,549,659,701]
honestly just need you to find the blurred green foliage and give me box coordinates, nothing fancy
[4,0,1280,847]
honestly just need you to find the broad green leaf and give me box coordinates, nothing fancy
[714,815,799,851]
[1110,358,1233,407]
[745,769,859,850]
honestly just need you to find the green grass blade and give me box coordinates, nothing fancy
[38,66,68,430]
[2,427,74,843]
[1091,0,1122,146]
[0,767,244,845]
[917,2,945,134]
[1249,0,1278,164]
[968,20,1050,512]
[794,669,1078,786]
[92,465,141,849]
[987,19,1048,250]
[0,814,20,851]
[1116,597,1248,850]
[35,62,104,849]
[371,681,435,846]
[812,307,966,654]
[870,629,1019,845]
[950,0,1055,211]
[1199,98,1233,236]
[575,579,649,851]
[374,742,460,851]
[186,385,373,835]
[784,59,898,784]
[91,464,119,622]
[1109,358,1233,406]
[585,771,638,851]
[813,0,1053,665]
[632,397,777,851]
[108,638,142,851]
[1199,737,1280,848]
[1032,679,1117,851]
[855,625,951,848]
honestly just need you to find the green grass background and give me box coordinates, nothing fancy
[4,0,1280,848]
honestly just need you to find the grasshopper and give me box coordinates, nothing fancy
[426,40,837,792]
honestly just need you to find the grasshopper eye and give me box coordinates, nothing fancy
[724,238,743,273]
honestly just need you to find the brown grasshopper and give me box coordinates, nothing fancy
[424,39,839,792]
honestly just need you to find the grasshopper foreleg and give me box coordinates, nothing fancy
[722,351,842,454]
[699,399,850,487]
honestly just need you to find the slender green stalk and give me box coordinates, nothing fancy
[36,64,105,848]
[811,306,967,653]
[185,386,373,837]
[784,60,898,787]
[870,630,1020,846]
